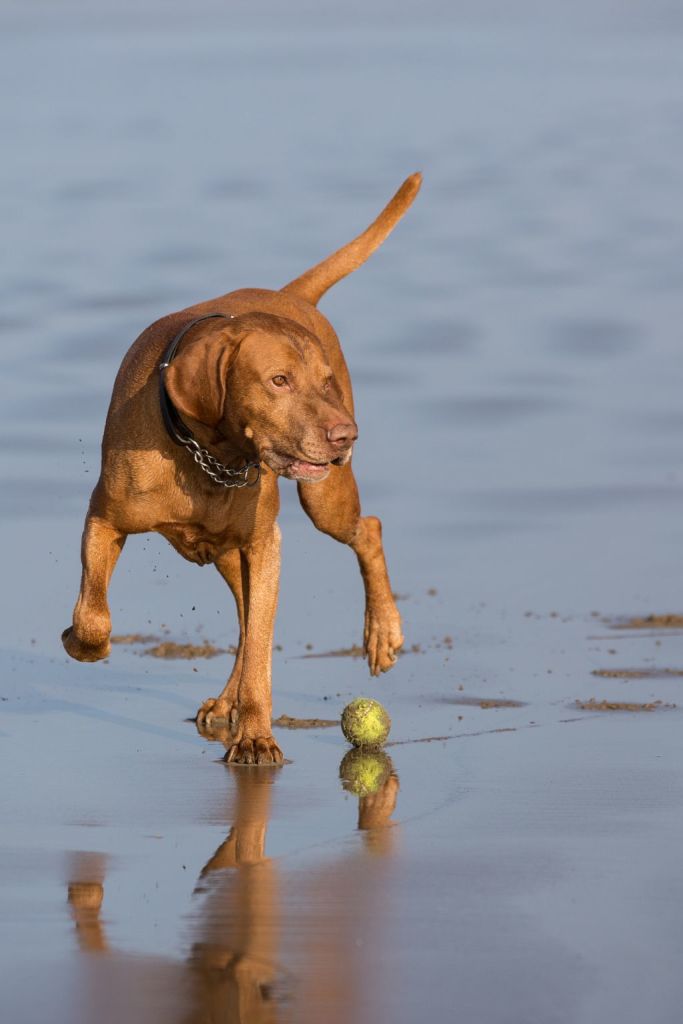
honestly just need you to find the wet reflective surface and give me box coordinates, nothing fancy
[3,2,683,1022]
[62,744,399,1024]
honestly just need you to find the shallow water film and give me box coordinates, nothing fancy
[3,2,683,1022]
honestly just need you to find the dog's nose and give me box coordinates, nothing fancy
[327,421,358,446]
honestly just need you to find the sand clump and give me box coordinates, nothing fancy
[272,715,337,729]
[111,633,234,658]
[475,698,524,709]
[575,698,674,712]
[142,640,235,659]
[111,633,160,645]
[592,668,683,680]
[445,695,525,709]
[300,641,424,660]
[614,614,683,630]
[301,645,365,659]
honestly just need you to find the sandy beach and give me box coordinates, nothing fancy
[2,3,683,1021]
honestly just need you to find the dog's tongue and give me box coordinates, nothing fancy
[290,460,329,479]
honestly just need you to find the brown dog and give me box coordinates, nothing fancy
[62,174,422,764]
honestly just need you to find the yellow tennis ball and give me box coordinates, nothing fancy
[339,748,392,797]
[341,697,391,748]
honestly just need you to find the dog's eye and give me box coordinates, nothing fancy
[271,375,288,388]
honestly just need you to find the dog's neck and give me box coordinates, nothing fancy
[184,416,256,466]
[158,313,261,489]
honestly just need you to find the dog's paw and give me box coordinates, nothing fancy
[195,697,239,729]
[364,606,404,676]
[224,736,284,766]
[67,882,104,911]
[62,626,111,663]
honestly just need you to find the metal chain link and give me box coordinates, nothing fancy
[184,438,261,488]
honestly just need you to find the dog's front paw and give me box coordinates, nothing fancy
[195,697,239,729]
[364,606,404,676]
[62,626,111,663]
[224,735,284,766]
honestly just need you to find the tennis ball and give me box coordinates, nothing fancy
[341,697,391,748]
[339,748,392,797]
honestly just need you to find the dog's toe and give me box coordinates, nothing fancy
[255,737,281,764]
[195,698,218,727]
[224,736,284,766]
[196,697,237,728]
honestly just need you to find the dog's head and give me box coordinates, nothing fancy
[163,312,357,483]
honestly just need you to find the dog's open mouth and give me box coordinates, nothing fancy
[264,449,349,482]
[286,459,331,482]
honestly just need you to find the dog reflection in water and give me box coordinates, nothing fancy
[67,727,399,1024]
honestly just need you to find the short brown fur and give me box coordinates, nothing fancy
[62,174,422,764]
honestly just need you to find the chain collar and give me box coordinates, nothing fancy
[158,312,261,489]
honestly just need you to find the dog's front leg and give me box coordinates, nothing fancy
[298,466,404,676]
[225,524,284,766]
[62,513,127,662]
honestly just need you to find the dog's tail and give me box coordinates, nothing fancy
[281,172,422,306]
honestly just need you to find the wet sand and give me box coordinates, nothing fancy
[3,3,683,1023]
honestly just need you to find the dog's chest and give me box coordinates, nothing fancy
[154,478,279,565]
[158,521,235,565]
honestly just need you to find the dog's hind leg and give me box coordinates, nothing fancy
[196,548,245,728]
[62,514,126,662]
[297,465,404,676]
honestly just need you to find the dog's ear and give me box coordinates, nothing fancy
[163,322,241,430]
